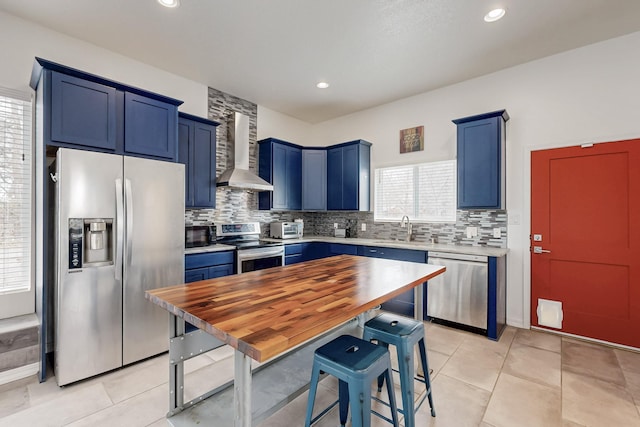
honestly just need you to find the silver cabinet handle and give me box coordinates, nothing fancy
[533,246,551,254]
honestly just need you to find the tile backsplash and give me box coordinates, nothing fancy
[186,87,507,248]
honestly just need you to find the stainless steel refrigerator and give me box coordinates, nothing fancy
[52,148,184,386]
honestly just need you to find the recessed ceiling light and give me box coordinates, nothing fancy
[484,8,505,22]
[316,82,330,89]
[158,0,180,8]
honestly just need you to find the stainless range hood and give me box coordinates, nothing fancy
[216,112,274,191]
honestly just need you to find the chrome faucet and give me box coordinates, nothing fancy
[399,215,413,242]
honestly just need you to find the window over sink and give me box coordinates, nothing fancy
[374,160,456,223]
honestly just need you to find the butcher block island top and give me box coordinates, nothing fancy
[146,255,445,362]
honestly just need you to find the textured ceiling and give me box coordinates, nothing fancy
[2,0,640,123]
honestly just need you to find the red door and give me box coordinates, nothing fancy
[531,139,640,348]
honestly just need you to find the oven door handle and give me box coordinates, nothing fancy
[237,247,285,260]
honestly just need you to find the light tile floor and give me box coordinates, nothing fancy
[1,322,640,427]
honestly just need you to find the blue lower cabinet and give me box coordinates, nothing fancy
[185,268,208,283]
[328,243,359,256]
[358,246,427,317]
[285,242,330,265]
[184,251,235,332]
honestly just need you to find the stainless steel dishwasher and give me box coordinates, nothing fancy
[427,251,488,331]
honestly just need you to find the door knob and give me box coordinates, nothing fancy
[533,246,551,254]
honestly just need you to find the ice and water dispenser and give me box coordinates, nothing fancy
[68,218,114,269]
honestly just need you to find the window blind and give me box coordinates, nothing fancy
[375,160,456,222]
[0,88,32,294]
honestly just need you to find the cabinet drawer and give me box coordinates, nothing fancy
[185,251,234,269]
[285,243,304,256]
[329,243,359,255]
[359,246,427,263]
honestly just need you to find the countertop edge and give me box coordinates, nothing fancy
[271,236,508,257]
[184,236,507,257]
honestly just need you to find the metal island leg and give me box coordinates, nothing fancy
[234,350,252,427]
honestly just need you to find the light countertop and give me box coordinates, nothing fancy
[185,235,508,257]
[267,235,509,257]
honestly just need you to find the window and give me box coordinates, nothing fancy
[375,160,456,222]
[0,88,32,294]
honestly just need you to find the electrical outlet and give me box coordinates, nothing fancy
[334,223,338,229]
[466,226,478,238]
[493,228,501,238]
[361,223,366,231]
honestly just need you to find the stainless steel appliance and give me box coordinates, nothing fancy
[269,221,303,239]
[51,148,184,386]
[217,222,284,273]
[427,251,488,331]
[185,225,215,248]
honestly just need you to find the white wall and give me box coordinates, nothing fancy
[310,31,640,327]
[0,10,208,116]
[257,106,313,142]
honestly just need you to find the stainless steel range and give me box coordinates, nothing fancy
[216,222,284,273]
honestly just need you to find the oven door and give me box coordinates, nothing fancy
[237,247,285,274]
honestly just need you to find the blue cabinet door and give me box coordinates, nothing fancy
[302,150,327,210]
[50,71,117,150]
[287,146,302,210]
[185,268,208,283]
[209,264,234,278]
[258,139,302,210]
[342,144,359,210]
[179,115,218,208]
[326,147,343,210]
[192,121,217,207]
[124,92,178,160]
[304,242,329,260]
[178,120,192,203]
[272,143,288,209]
[327,140,371,211]
[454,110,508,209]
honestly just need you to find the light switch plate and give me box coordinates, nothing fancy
[361,223,366,231]
[466,226,478,238]
[334,223,338,228]
[493,228,501,238]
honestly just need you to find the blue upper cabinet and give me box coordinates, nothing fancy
[124,93,178,160]
[50,72,117,150]
[31,57,183,161]
[453,110,508,209]
[258,138,302,210]
[327,140,371,211]
[178,113,219,208]
[302,149,327,210]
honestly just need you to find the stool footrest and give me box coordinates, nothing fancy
[309,398,340,425]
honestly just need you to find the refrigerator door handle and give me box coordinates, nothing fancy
[115,178,124,281]
[125,179,134,268]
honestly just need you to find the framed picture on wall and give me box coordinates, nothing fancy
[400,125,424,153]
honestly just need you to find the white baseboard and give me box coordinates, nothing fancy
[0,362,39,386]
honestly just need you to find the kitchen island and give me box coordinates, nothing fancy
[146,254,445,426]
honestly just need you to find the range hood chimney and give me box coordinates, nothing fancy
[216,112,273,191]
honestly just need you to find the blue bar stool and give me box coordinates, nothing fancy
[304,334,399,427]
[363,313,436,427]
